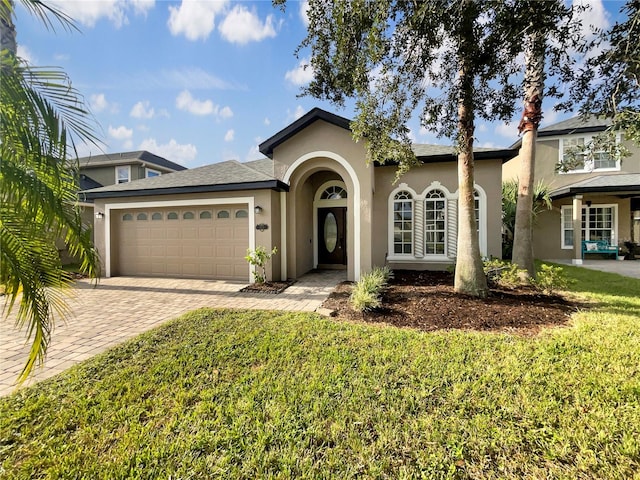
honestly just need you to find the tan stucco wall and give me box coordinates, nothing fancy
[534,196,631,260]
[503,137,640,189]
[93,189,278,280]
[372,158,503,268]
[270,120,373,281]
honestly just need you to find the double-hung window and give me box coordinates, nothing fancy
[560,134,619,173]
[393,191,413,255]
[425,190,446,255]
[116,165,130,184]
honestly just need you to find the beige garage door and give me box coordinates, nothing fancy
[117,205,250,280]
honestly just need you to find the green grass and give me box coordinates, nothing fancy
[1,264,639,479]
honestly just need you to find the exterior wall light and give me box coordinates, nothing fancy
[254,205,263,214]
[95,211,105,219]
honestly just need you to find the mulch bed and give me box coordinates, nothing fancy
[321,270,579,335]
[239,281,294,294]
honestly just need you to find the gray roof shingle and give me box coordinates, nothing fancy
[538,115,612,135]
[78,150,187,172]
[83,160,286,199]
[551,173,640,198]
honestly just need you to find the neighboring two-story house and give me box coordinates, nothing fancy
[503,116,640,264]
[60,151,186,263]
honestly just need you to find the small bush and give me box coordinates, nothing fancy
[245,246,277,283]
[350,266,392,312]
[532,264,572,295]
[483,259,525,289]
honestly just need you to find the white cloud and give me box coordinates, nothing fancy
[219,5,277,45]
[286,105,306,122]
[495,121,517,139]
[300,0,310,27]
[478,141,499,149]
[130,100,155,119]
[139,138,197,165]
[123,139,134,149]
[476,123,488,133]
[90,93,109,113]
[224,129,235,142]
[108,125,133,140]
[219,106,233,119]
[49,0,154,28]
[167,0,228,41]
[54,53,70,61]
[175,90,214,115]
[245,137,263,161]
[264,117,271,126]
[17,44,35,64]
[175,90,233,119]
[285,58,314,86]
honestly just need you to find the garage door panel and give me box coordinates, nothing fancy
[117,205,249,280]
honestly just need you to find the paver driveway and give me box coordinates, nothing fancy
[1,270,345,396]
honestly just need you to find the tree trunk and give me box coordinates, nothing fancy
[512,32,545,279]
[0,0,17,57]
[454,0,488,298]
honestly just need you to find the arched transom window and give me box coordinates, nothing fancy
[425,190,446,255]
[393,191,413,255]
[320,185,347,200]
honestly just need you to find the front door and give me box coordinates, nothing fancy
[318,207,347,265]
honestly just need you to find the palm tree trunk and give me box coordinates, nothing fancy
[454,0,488,298]
[512,31,545,279]
[0,0,17,57]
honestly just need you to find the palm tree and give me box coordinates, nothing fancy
[1,0,100,383]
[502,179,552,260]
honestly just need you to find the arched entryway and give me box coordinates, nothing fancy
[282,151,362,280]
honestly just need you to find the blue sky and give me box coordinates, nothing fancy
[16,0,619,168]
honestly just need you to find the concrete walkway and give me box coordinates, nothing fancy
[1,270,346,397]
[546,259,640,279]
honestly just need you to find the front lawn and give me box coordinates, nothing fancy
[1,265,639,479]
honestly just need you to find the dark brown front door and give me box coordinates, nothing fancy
[318,207,347,265]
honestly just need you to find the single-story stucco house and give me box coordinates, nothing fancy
[84,108,514,282]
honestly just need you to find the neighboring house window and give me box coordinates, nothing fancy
[199,211,212,219]
[136,213,147,221]
[217,210,230,219]
[146,168,161,178]
[393,191,413,255]
[122,213,133,221]
[561,204,617,248]
[116,165,130,184]
[236,209,248,218]
[151,212,162,221]
[167,212,178,220]
[183,211,195,220]
[560,134,620,173]
[425,190,447,255]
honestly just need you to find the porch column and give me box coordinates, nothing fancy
[572,195,583,265]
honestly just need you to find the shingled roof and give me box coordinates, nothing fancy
[551,173,640,199]
[78,150,187,172]
[538,115,612,137]
[83,160,288,199]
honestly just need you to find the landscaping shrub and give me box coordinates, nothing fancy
[483,259,525,289]
[532,263,573,295]
[245,246,277,283]
[350,266,392,312]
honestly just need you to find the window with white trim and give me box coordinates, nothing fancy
[561,204,617,248]
[146,168,161,178]
[560,134,619,173]
[425,190,446,255]
[392,191,413,255]
[116,165,130,184]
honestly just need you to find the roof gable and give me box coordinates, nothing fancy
[259,108,351,158]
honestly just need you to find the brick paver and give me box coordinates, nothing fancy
[1,270,345,396]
